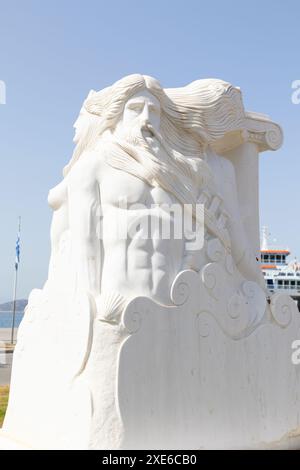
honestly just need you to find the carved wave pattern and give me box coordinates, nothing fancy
[270,293,295,328]
[122,298,145,334]
[171,270,200,306]
[121,265,297,342]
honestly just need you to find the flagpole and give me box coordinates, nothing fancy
[11,266,18,344]
[11,216,21,345]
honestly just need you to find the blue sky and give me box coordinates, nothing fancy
[0,0,299,302]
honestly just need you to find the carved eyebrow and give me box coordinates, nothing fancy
[127,99,144,105]
[127,98,159,107]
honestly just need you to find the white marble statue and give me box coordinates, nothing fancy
[1,75,300,450]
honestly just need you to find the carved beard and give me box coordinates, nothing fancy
[103,122,208,211]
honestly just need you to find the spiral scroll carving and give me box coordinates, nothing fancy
[171,270,199,306]
[201,263,223,300]
[206,238,225,263]
[241,281,267,326]
[241,281,256,299]
[265,128,283,150]
[227,292,245,320]
[171,281,190,306]
[270,293,295,328]
[122,303,143,334]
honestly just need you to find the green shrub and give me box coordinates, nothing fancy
[0,386,9,427]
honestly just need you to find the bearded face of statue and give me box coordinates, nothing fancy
[114,90,161,145]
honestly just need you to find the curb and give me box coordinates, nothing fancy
[0,344,15,353]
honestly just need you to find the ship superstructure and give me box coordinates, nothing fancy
[260,227,300,310]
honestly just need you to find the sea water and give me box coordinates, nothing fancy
[0,312,24,328]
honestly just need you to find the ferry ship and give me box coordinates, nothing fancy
[260,227,300,310]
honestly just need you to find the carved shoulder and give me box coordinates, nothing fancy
[67,149,105,186]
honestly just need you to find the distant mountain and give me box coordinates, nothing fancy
[0,299,27,312]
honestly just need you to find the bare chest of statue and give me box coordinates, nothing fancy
[99,161,185,304]
[67,150,186,304]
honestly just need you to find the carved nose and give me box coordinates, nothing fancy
[141,103,150,121]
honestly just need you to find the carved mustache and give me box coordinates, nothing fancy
[139,123,164,145]
[140,123,155,137]
[124,122,161,147]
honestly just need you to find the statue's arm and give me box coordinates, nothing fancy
[68,152,103,299]
[47,179,69,280]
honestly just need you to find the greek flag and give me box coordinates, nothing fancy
[15,232,20,270]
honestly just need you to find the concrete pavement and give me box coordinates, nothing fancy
[0,328,18,343]
[0,352,13,385]
[0,329,17,386]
